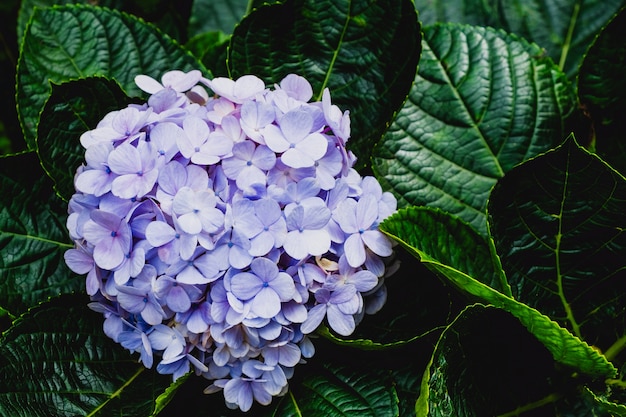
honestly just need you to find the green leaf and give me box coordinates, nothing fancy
[185,31,230,78]
[380,205,616,378]
[267,363,399,417]
[228,0,420,168]
[0,293,172,417]
[16,4,206,150]
[0,152,79,316]
[578,7,626,174]
[417,305,568,417]
[187,0,248,37]
[488,135,626,353]
[372,23,575,236]
[37,77,136,201]
[413,0,626,79]
[17,0,119,43]
[583,386,626,416]
[150,374,190,417]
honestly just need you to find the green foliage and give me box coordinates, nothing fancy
[16,4,206,150]
[0,294,173,416]
[1,0,625,416]
[372,22,575,236]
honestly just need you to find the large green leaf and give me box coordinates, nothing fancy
[17,0,123,42]
[488,135,626,352]
[372,23,575,236]
[413,0,626,79]
[0,293,173,417]
[187,0,249,37]
[417,305,609,417]
[16,4,206,150]
[578,7,626,175]
[380,205,616,378]
[37,77,136,202]
[227,0,420,168]
[0,152,78,316]
[267,364,399,417]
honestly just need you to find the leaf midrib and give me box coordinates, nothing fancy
[316,0,352,100]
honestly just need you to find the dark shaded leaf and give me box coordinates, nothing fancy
[488,135,626,352]
[187,0,249,37]
[0,152,79,316]
[413,0,626,79]
[417,305,566,417]
[579,7,626,175]
[0,293,173,417]
[185,31,230,77]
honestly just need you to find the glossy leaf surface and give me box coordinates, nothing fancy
[373,23,574,236]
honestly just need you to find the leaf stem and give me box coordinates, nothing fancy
[85,366,145,417]
[496,392,563,417]
[316,1,351,100]
[604,334,626,362]
[555,154,582,339]
[558,1,581,71]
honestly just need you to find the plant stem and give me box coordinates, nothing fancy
[559,1,581,71]
[496,392,563,417]
[604,334,626,362]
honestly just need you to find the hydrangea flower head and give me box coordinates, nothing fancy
[65,70,398,411]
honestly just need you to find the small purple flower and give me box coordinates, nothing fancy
[333,194,393,268]
[172,187,225,235]
[222,140,275,192]
[222,360,275,411]
[263,109,327,168]
[107,141,159,199]
[177,115,233,166]
[229,257,296,319]
[74,142,115,196]
[154,275,203,313]
[116,284,166,326]
[283,198,331,260]
[300,285,359,336]
[82,210,132,270]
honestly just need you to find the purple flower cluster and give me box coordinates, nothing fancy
[64,70,398,411]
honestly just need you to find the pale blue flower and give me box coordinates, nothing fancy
[74,142,115,197]
[118,327,153,368]
[135,70,203,94]
[333,194,393,268]
[177,115,233,166]
[230,257,296,319]
[263,109,327,168]
[300,285,358,336]
[82,210,132,270]
[202,75,266,104]
[108,141,159,199]
[240,101,275,143]
[221,140,275,192]
[172,186,225,235]
[283,198,331,260]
